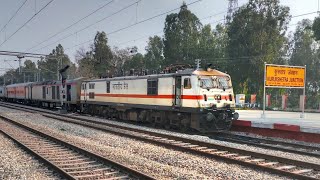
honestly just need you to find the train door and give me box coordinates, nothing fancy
[67,85,71,101]
[42,86,46,99]
[174,76,182,107]
[83,83,87,102]
[30,85,32,100]
[25,86,27,100]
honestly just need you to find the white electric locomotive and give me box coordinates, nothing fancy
[80,68,239,132]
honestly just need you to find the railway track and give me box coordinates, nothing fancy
[1,102,319,158]
[1,102,320,179]
[0,114,154,180]
[209,133,320,158]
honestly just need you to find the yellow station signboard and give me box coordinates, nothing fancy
[265,65,305,87]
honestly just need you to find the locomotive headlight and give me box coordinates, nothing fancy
[214,95,221,100]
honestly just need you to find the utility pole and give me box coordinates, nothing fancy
[57,56,62,80]
[227,0,238,23]
[59,65,70,114]
[17,55,24,74]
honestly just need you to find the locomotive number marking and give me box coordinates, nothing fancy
[112,82,129,90]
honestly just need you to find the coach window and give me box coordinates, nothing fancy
[147,79,158,95]
[184,78,191,89]
[106,81,110,93]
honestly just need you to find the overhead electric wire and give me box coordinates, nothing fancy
[0,0,28,33]
[115,11,226,47]
[292,11,318,18]
[0,0,54,48]
[26,0,115,51]
[33,0,141,52]
[116,9,319,48]
[63,0,203,51]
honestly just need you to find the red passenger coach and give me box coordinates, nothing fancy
[5,82,33,103]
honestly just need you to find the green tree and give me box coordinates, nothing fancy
[123,53,145,74]
[21,60,38,82]
[227,0,290,98]
[145,35,164,70]
[163,2,202,66]
[312,16,320,41]
[288,19,320,109]
[38,44,75,81]
[76,48,95,78]
[111,47,132,76]
[92,31,113,78]
[198,25,216,62]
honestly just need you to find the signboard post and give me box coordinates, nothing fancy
[262,63,306,118]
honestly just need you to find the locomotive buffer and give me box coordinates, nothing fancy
[58,65,69,114]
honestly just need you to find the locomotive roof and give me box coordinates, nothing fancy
[84,69,230,82]
[5,82,34,88]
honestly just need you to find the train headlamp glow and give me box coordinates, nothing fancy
[214,94,221,100]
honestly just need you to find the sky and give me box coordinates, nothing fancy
[0,0,319,75]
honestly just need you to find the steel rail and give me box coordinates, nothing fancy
[1,101,319,157]
[0,102,319,179]
[209,132,320,158]
[0,114,155,180]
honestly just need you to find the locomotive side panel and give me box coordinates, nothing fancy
[81,77,175,108]
[31,84,44,101]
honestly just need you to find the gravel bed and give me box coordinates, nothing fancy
[0,131,59,180]
[66,113,320,165]
[1,110,288,180]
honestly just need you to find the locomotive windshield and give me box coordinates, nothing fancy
[200,76,231,89]
[217,76,230,89]
[200,78,214,89]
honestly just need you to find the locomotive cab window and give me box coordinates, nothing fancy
[183,78,192,89]
[89,83,95,89]
[106,81,110,93]
[147,79,158,95]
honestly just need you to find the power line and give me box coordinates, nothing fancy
[0,0,54,48]
[115,30,163,47]
[63,0,203,51]
[292,11,318,18]
[113,10,320,49]
[26,0,115,51]
[33,0,141,52]
[0,0,28,33]
[114,12,226,47]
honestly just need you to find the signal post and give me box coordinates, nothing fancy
[58,65,70,114]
